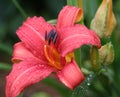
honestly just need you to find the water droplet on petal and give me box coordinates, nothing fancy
[80,27,84,31]
[17,66,22,70]
[12,87,16,92]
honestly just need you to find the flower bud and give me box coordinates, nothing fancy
[90,46,101,73]
[90,0,116,38]
[99,42,114,65]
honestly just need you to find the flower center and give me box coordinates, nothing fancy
[44,30,74,70]
[44,30,62,70]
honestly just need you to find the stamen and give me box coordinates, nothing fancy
[44,30,58,45]
[51,30,56,38]
[44,44,62,70]
[52,32,58,44]
[48,38,51,45]
[47,30,54,40]
[45,31,48,41]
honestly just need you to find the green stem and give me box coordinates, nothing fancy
[0,63,11,71]
[67,0,78,7]
[74,48,81,67]
[12,0,27,18]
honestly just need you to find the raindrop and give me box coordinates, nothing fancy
[17,66,22,70]
[12,87,16,92]
[87,77,90,81]
[16,81,21,86]
[71,72,95,97]
[89,74,93,78]
[87,83,91,86]
[80,27,84,31]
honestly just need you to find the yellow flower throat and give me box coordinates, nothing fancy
[43,30,74,70]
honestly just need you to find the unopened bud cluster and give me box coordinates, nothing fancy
[90,0,116,71]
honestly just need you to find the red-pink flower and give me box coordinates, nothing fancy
[6,6,101,97]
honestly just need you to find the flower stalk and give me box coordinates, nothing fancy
[12,0,27,18]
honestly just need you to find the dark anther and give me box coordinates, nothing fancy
[45,31,47,41]
[47,30,54,40]
[44,30,58,45]
[52,32,58,44]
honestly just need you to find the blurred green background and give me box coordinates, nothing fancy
[0,0,120,97]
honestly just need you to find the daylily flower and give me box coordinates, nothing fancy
[6,5,101,97]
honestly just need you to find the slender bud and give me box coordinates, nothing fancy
[90,0,116,38]
[99,42,114,65]
[90,46,101,73]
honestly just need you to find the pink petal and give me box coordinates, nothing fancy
[56,5,83,28]
[57,59,85,90]
[6,58,53,97]
[12,42,37,63]
[57,25,101,56]
[16,16,55,60]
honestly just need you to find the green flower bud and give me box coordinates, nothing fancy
[99,42,114,65]
[90,0,116,38]
[90,46,101,73]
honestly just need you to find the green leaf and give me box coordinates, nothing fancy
[31,92,51,97]
[67,0,78,7]
[74,48,81,67]
[12,0,27,18]
[71,72,95,97]
[0,63,11,71]
[42,77,70,97]
[0,43,12,56]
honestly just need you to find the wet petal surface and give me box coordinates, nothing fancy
[57,25,101,56]
[57,59,85,90]
[56,5,83,28]
[6,58,53,97]
[17,16,55,60]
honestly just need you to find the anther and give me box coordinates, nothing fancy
[44,30,58,45]
[47,30,54,40]
[45,31,48,41]
[47,30,54,45]
[52,32,58,44]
